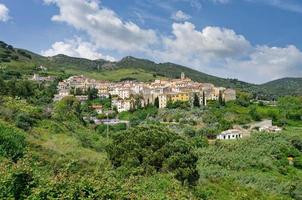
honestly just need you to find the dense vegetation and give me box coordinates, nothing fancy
[1,82,302,199]
[1,40,302,199]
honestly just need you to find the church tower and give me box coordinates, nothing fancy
[181,72,185,80]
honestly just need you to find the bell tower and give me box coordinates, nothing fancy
[181,72,185,80]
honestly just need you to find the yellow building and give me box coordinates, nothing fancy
[98,86,108,94]
[169,92,190,102]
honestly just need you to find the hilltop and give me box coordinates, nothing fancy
[1,40,302,98]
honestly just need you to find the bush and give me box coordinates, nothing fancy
[191,136,209,149]
[249,106,262,121]
[0,122,26,162]
[294,157,302,169]
[15,113,36,131]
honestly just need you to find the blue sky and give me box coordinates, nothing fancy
[0,0,302,83]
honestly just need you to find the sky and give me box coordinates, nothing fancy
[0,0,302,84]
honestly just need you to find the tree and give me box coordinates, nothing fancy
[167,100,190,109]
[107,125,199,185]
[183,127,196,137]
[15,80,35,98]
[193,93,200,107]
[154,97,159,108]
[87,87,98,100]
[236,91,251,107]
[218,90,225,106]
[249,106,262,121]
[52,96,81,121]
[278,96,302,120]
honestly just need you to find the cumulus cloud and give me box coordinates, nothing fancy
[41,37,116,61]
[171,10,191,21]
[42,0,302,83]
[155,22,251,63]
[0,3,10,22]
[225,45,302,83]
[151,22,302,83]
[43,0,158,52]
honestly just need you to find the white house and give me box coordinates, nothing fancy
[112,99,132,113]
[259,126,282,133]
[217,129,243,140]
[158,94,167,108]
[118,88,130,99]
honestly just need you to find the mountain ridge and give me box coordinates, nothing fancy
[1,40,301,98]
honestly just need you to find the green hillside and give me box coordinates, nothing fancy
[116,56,252,89]
[254,78,302,99]
[1,40,302,198]
[0,41,252,86]
[1,40,302,98]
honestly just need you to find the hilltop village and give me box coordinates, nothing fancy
[52,72,236,112]
[32,72,283,140]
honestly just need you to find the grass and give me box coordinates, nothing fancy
[65,68,164,82]
[25,119,110,175]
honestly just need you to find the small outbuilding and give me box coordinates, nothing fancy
[216,129,243,140]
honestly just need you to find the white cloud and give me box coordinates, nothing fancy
[157,22,251,61]
[151,22,302,83]
[229,0,302,13]
[225,45,302,83]
[264,0,302,13]
[42,0,302,83]
[43,0,158,52]
[41,37,116,61]
[0,3,10,22]
[171,10,191,21]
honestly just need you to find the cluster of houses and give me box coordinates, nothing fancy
[52,72,236,113]
[31,72,283,141]
[216,120,282,140]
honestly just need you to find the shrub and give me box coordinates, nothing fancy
[15,113,36,131]
[0,122,26,162]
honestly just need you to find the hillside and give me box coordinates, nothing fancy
[257,78,302,98]
[0,41,252,87]
[116,56,252,89]
[1,40,302,98]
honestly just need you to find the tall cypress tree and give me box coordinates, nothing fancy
[154,97,159,108]
[193,93,200,107]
